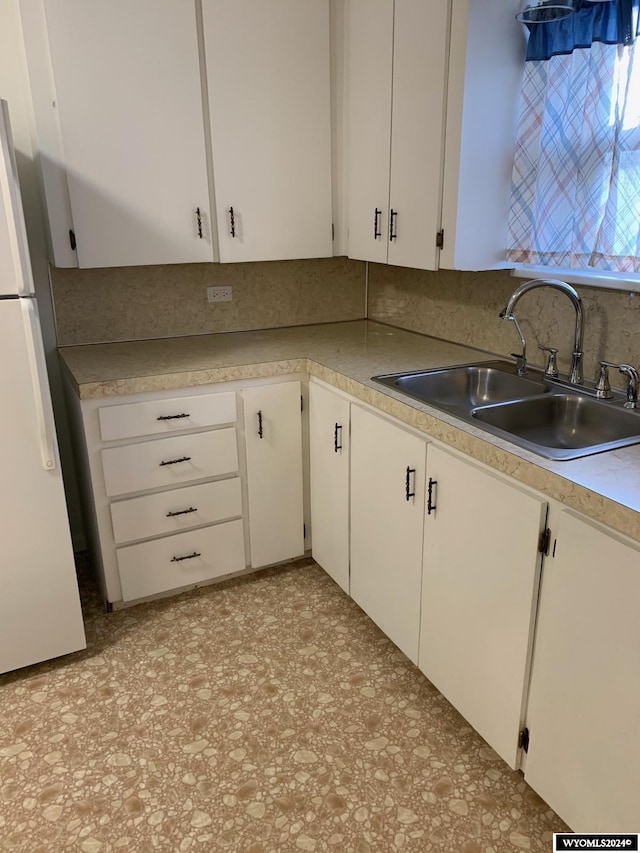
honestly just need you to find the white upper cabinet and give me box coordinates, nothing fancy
[202,0,333,263]
[37,0,213,268]
[346,0,449,270]
[440,0,525,270]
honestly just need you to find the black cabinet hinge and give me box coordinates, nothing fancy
[69,229,77,251]
[538,528,551,556]
[519,727,530,753]
[436,229,444,250]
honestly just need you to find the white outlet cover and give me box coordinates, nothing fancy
[207,286,233,303]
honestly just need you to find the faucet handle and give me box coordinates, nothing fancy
[538,345,559,378]
[595,361,614,399]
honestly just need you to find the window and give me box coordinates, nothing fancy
[507,0,640,290]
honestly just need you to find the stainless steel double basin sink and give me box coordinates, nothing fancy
[373,360,640,461]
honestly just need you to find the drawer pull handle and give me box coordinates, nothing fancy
[171,551,201,563]
[159,456,191,467]
[405,466,416,501]
[196,207,203,239]
[257,410,263,439]
[427,477,438,515]
[229,206,236,238]
[334,422,342,452]
[157,413,190,421]
[166,506,198,518]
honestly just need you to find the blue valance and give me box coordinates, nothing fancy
[525,0,638,61]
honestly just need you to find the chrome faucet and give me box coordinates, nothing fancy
[499,279,585,384]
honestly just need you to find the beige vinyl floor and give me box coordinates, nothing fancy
[0,558,567,853]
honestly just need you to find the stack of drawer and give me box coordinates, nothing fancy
[98,391,246,601]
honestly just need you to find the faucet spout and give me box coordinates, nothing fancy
[500,279,584,384]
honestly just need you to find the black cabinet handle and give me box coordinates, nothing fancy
[257,410,263,439]
[229,206,236,238]
[334,423,343,452]
[405,466,416,501]
[170,551,201,563]
[159,456,191,467]
[166,507,198,518]
[374,207,382,240]
[196,207,203,239]
[157,413,190,421]
[390,209,398,242]
[427,477,438,515]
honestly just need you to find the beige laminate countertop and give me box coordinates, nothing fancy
[59,319,640,543]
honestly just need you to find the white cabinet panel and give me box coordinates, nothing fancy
[345,0,393,264]
[387,0,448,271]
[110,478,242,545]
[309,381,350,593]
[350,405,426,664]
[524,511,640,832]
[202,0,333,262]
[346,0,450,270]
[101,428,238,497]
[99,391,237,442]
[117,519,246,602]
[420,446,546,769]
[42,0,212,267]
[244,381,304,567]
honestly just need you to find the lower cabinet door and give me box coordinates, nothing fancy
[243,381,304,568]
[524,511,640,832]
[309,381,350,593]
[117,519,245,601]
[350,405,426,664]
[419,446,546,770]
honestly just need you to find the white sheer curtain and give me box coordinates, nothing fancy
[507,37,640,272]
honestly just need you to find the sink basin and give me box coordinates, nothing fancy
[374,360,548,411]
[373,359,640,460]
[473,394,640,460]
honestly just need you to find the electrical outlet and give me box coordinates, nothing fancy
[207,286,233,303]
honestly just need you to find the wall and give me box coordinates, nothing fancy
[51,257,366,346]
[367,264,640,383]
[0,0,84,548]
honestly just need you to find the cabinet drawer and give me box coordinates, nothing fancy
[98,392,237,441]
[101,428,238,497]
[117,519,246,601]
[110,478,242,545]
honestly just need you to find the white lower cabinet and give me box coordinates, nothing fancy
[350,405,427,664]
[419,445,547,769]
[523,511,640,832]
[309,381,350,593]
[67,377,306,606]
[243,381,305,568]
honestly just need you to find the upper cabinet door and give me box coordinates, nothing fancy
[345,0,394,265]
[42,0,213,268]
[345,0,450,271]
[387,0,449,271]
[202,0,333,263]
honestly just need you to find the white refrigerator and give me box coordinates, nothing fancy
[0,98,85,673]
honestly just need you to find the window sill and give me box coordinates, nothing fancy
[510,264,640,294]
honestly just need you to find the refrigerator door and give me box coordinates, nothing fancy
[0,298,85,673]
[0,99,35,297]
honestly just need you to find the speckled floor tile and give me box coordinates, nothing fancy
[0,559,567,852]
